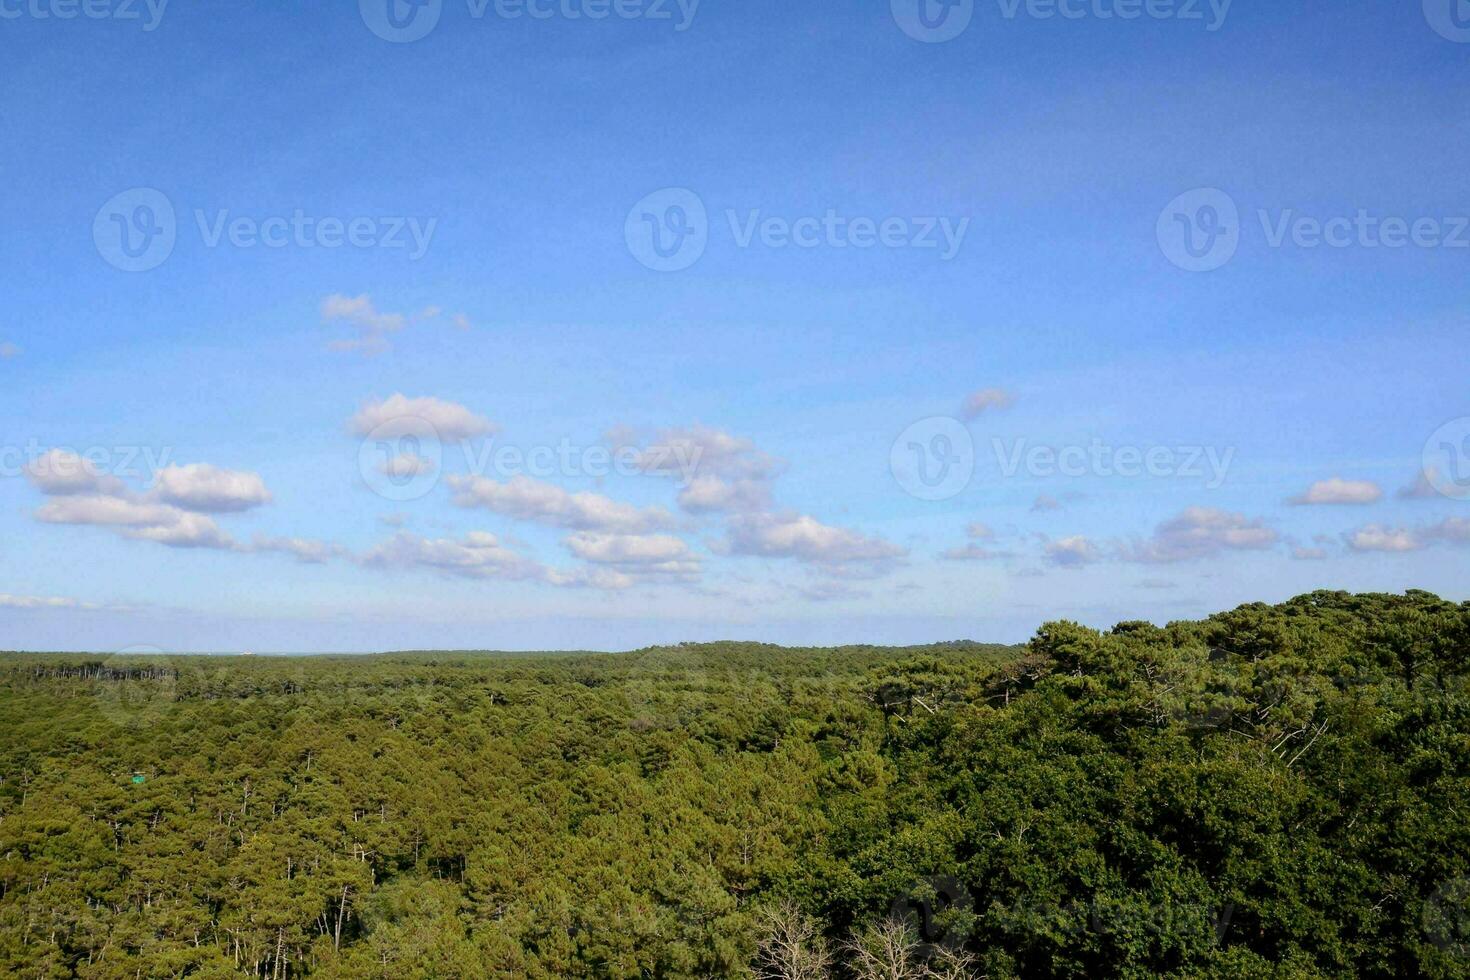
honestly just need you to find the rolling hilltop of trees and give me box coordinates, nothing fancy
[1,591,1468,978]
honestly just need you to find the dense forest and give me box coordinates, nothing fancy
[1,590,1468,978]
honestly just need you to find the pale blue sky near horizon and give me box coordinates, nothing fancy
[1,0,1467,652]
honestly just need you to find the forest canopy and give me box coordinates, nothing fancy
[1,590,1468,978]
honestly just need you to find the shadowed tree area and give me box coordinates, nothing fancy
[1,592,1467,978]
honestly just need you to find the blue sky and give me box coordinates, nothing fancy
[1,0,1467,652]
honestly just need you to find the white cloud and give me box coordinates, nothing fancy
[677,475,772,514]
[726,512,905,569]
[1344,524,1422,553]
[378,452,436,479]
[1124,507,1279,563]
[25,449,125,497]
[349,394,497,441]
[359,531,546,581]
[1045,535,1100,567]
[322,294,406,355]
[564,532,692,565]
[1289,478,1383,506]
[960,387,1015,420]
[629,425,783,492]
[252,536,345,564]
[152,463,271,513]
[449,475,675,533]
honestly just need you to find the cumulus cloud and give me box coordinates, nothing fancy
[25,449,126,497]
[1123,507,1279,563]
[152,463,272,513]
[562,532,701,583]
[358,531,546,581]
[1045,535,1101,567]
[1289,478,1383,506]
[726,512,905,571]
[24,449,280,552]
[622,425,783,501]
[1344,524,1422,553]
[349,394,497,441]
[1345,517,1470,553]
[449,475,676,533]
[960,388,1015,420]
[677,475,772,514]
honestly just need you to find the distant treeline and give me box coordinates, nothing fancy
[0,592,1466,978]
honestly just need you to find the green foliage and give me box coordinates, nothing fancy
[0,594,1466,977]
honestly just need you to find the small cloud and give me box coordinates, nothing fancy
[349,394,497,442]
[0,342,20,359]
[1288,478,1383,506]
[1344,524,1422,553]
[940,543,1010,562]
[1031,493,1062,513]
[725,511,905,572]
[1290,546,1328,561]
[0,593,107,611]
[1398,468,1443,500]
[965,522,995,540]
[450,474,676,534]
[1045,535,1101,567]
[960,387,1015,420]
[1123,507,1278,563]
[152,463,272,513]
